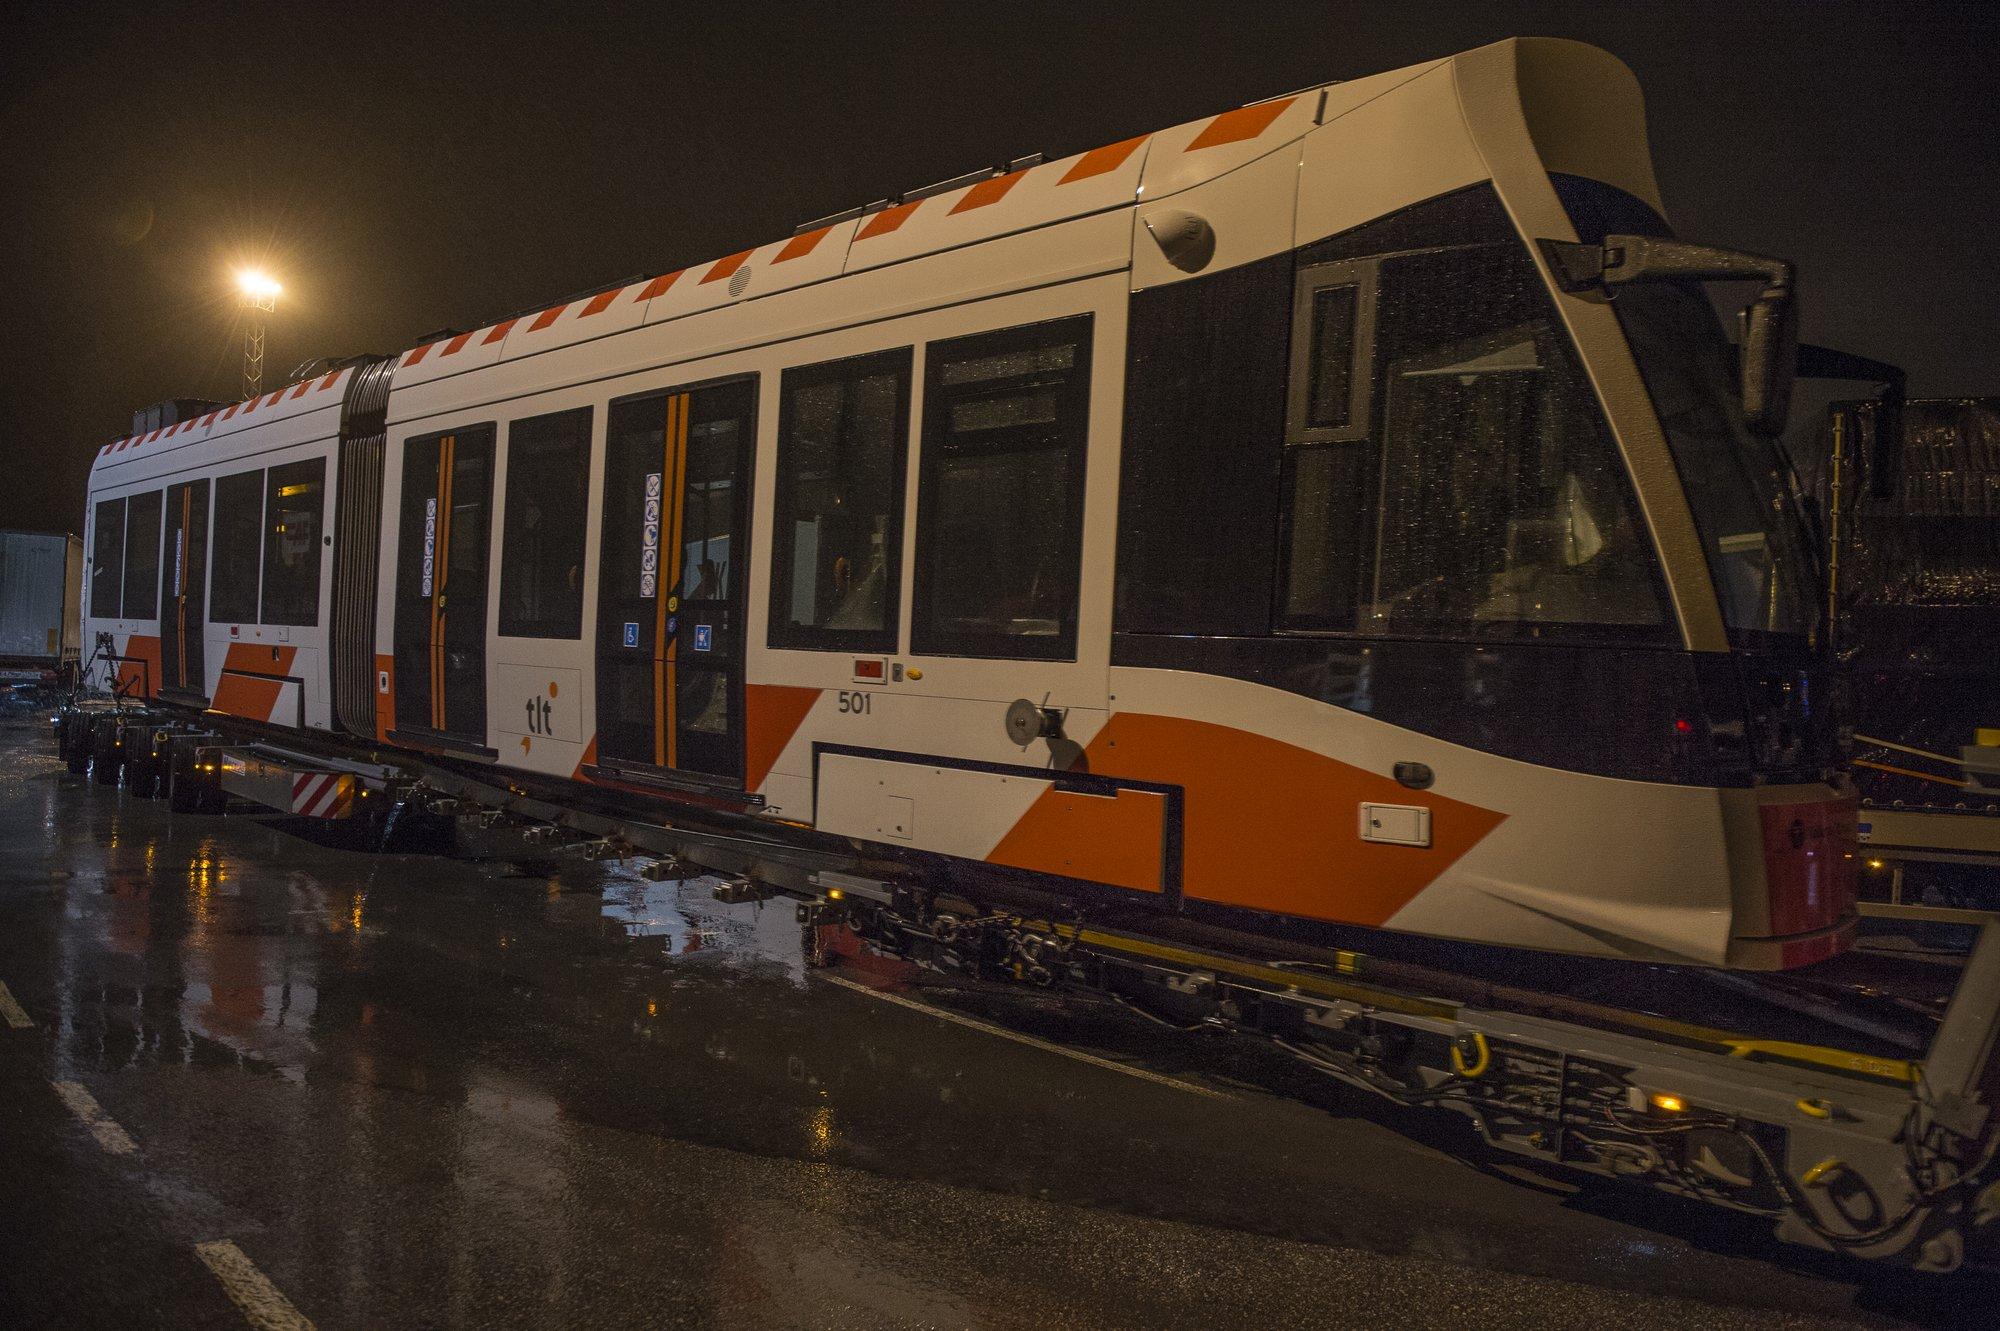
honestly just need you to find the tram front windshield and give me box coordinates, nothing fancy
[1612,281,1818,646]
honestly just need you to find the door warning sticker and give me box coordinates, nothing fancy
[639,472,662,598]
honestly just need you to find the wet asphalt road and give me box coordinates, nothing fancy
[1,701,1994,1329]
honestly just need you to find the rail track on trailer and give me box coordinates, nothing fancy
[53,692,2000,1273]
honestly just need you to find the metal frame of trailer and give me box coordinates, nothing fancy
[50,697,2000,1273]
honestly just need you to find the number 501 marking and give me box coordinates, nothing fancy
[836,691,873,715]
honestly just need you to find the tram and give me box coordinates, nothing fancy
[78,37,1857,970]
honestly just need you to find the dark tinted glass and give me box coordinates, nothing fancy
[1367,242,1668,637]
[90,497,125,619]
[1615,283,1814,641]
[1306,284,1359,428]
[260,459,325,626]
[499,408,591,638]
[1114,253,1290,636]
[678,412,741,603]
[121,490,162,619]
[210,469,264,623]
[913,316,1092,660]
[1279,445,1369,628]
[769,349,911,652]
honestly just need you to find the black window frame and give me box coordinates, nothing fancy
[911,314,1094,662]
[259,458,328,627]
[766,346,914,654]
[209,467,266,624]
[121,489,163,620]
[498,406,594,640]
[1277,257,1380,632]
[1287,259,1377,445]
[90,496,126,620]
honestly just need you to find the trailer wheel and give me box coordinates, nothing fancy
[60,713,89,775]
[166,740,220,815]
[90,717,123,787]
[126,734,159,799]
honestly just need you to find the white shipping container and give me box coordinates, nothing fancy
[0,529,83,668]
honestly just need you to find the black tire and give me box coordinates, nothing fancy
[166,740,218,815]
[61,714,90,775]
[127,736,158,799]
[91,718,123,787]
[166,742,195,813]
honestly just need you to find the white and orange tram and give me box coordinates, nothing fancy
[79,38,1857,971]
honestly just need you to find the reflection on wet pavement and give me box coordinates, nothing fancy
[1,700,1990,1329]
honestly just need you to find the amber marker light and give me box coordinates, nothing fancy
[1649,1092,1687,1113]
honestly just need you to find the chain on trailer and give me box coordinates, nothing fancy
[46,679,2000,1275]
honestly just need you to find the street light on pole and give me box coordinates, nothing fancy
[236,269,281,399]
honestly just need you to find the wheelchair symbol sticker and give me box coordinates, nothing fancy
[693,624,712,652]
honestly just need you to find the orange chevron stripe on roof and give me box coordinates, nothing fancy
[949,171,1026,214]
[1185,97,1296,151]
[1059,134,1148,183]
[856,201,919,239]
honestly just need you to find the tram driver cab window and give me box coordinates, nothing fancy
[1282,199,1670,643]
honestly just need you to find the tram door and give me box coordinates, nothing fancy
[393,426,495,744]
[158,479,209,697]
[595,378,754,783]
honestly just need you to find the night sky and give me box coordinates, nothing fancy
[3,1,1995,535]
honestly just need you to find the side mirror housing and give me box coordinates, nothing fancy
[1740,290,1798,437]
[1541,234,1800,437]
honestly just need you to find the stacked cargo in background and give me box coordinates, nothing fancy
[1822,398,2000,813]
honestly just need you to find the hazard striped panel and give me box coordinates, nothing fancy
[290,772,355,819]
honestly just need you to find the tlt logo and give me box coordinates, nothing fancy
[524,694,554,735]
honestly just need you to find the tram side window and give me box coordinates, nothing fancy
[1114,253,1292,637]
[499,408,592,639]
[90,497,126,619]
[768,348,912,653]
[210,468,265,623]
[122,490,163,620]
[260,459,326,626]
[913,316,1093,661]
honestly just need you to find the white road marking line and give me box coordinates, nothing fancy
[50,1080,137,1155]
[0,980,30,1028]
[195,1240,316,1331]
[822,973,1232,1100]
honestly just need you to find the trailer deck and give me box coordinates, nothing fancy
[49,690,2000,1273]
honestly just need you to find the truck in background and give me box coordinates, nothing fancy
[0,530,84,682]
